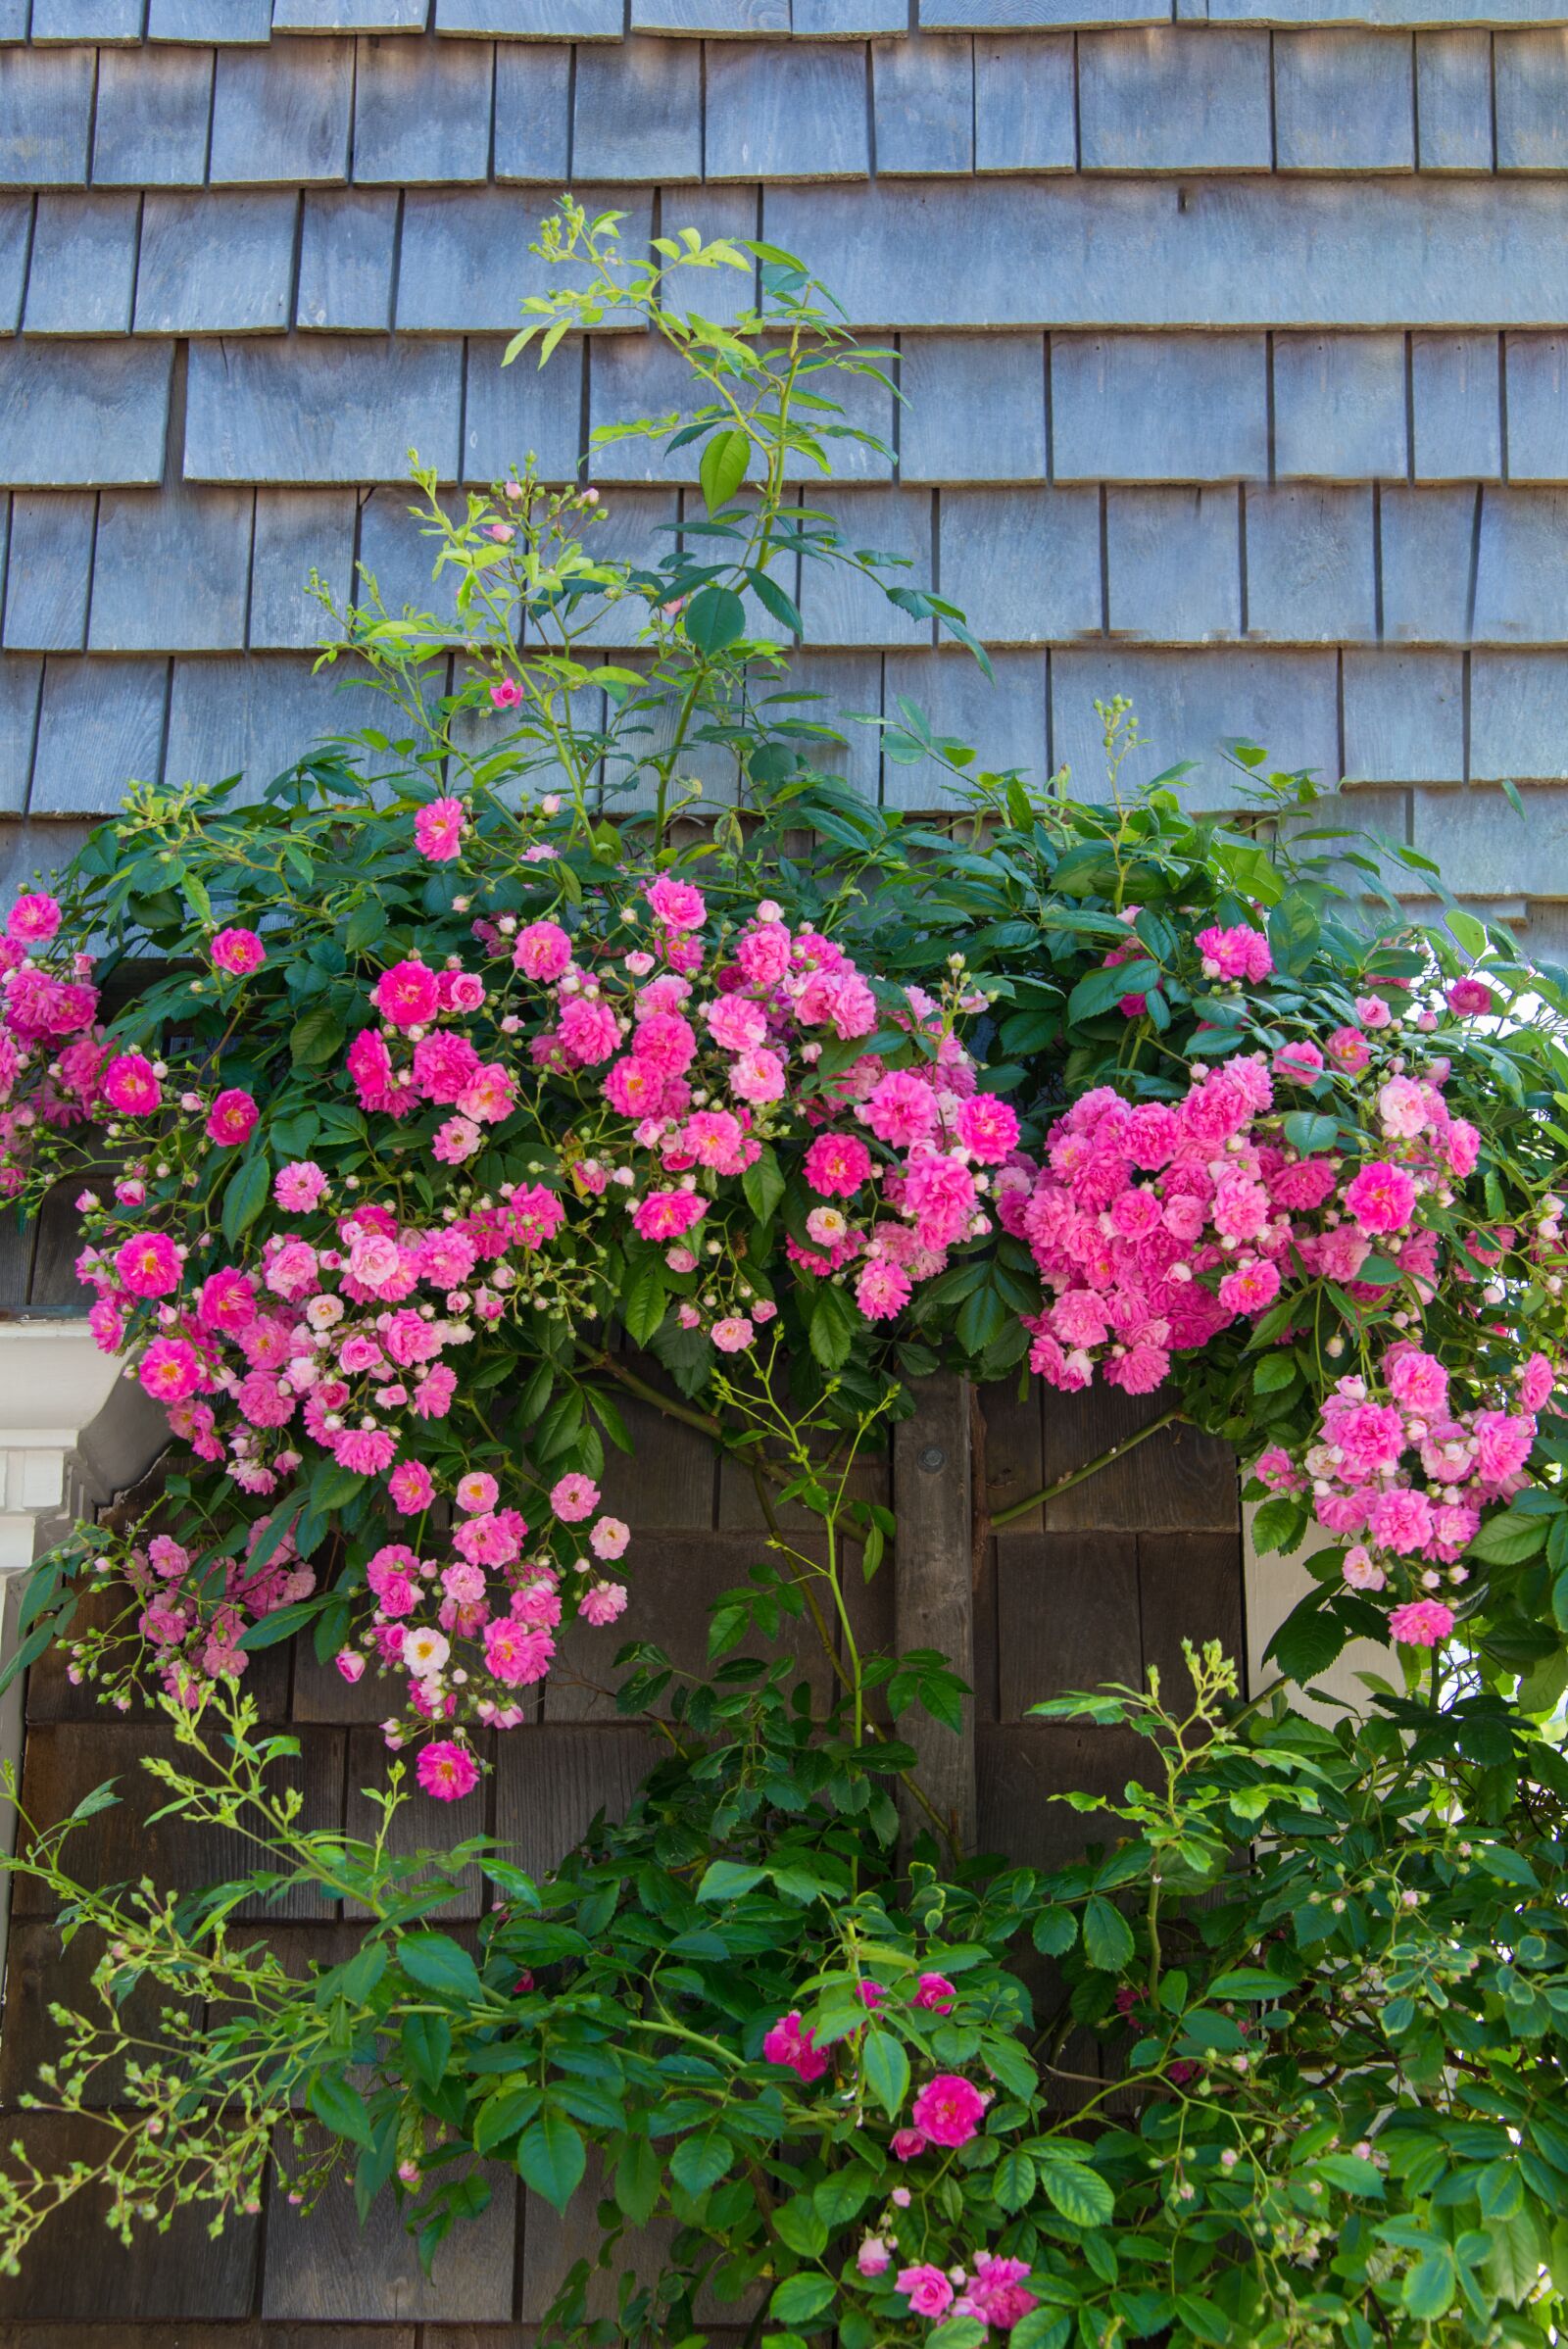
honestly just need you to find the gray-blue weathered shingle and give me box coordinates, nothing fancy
[210,36,353,181]
[657,185,760,327]
[491,42,569,178]
[1472,653,1568,783]
[89,484,255,651]
[352,482,459,616]
[28,654,169,815]
[707,44,868,181]
[571,39,700,182]
[2,493,96,651]
[0,197,25,330]
[1106,485,1243,641]
[797,487,934,648]
[1052,334,1268,479]
[92,43,214,184]
[249,487,358,646]
[1244,485,1376,641]
[271,0,428,30]
[1274,30,1416,171]
[1272,333,1407,478]
[764,179,1568,330]
[1472,487,1568,643]
[882,648,1049,807]
[164,653,362,796]
[630,0,789,28]
[0,342,173,485]
[874,37,975,177]
[1415,30,1493,171]
[974,34,1075,171]
[570,487,680,645]
[297,188,398,329]
[797,0,906,28]
[184,335,463,482]
[763,650,882,802]
[434,0,620,32]
[465,333,583,480]
[900,334,1047,481]
[1078,29,1271,171]
[31,0,145,39]
[1503,336,1568,480]
[0,46,94,186]
[1052,646,1342,806]
[148,0,270,35]
[1495,31,1568,171]
[1411,333,1501,478]
[922,0,1165,25]
[22,192,140,335]
[1412,783,1557,892]
[1343,649,1463,783]
[939,484,1100,641]
[1379,483,1476,642]
[353,30,494,182]
[397,187,651,330]
[0,661,42,815]
[134,190,299,333]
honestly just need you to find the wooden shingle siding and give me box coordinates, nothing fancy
[0,7,1557,1011]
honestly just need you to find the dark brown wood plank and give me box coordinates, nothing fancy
[716,1437,890,1534]
[0,2327,265,2349]
[0,1915,207,2110]
[260,2129,516,2325]
[978,1374,1046,1533]
[492,1724,661,1886]
[543,1530,841,1721]
[24,1181,89,1308]
[892,1374,975,1853]
[995,1532,1141,1721]
[265,2328,416,2349]
[516,2148,676,2325]
[976,1721,1151,1872]
[1137,1530,1247,1697]
[0,2112,261,2322]
[12,1724,345,1924]
[596,1386,718,1528]
[1042,1386,1239,1532]
[289,1633,406,1726]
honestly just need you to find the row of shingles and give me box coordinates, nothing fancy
[10,28,1568,192]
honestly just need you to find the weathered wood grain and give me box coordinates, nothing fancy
[261,2129,517,2323]
[1041,1384,1240,1531]
[996,1531,1141,1719]
[492,1723,661,1882]
[1137,1530,1247,1694]
[893,1374,975,1851]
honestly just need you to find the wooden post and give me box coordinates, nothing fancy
[892,1373,976,1857]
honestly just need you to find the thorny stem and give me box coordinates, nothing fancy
[988,1406,1187,1529]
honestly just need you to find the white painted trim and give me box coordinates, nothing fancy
[0,1320,146,1984]
[1244,1498,1394,1716]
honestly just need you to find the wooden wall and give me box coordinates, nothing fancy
[0,1372,1241,2344]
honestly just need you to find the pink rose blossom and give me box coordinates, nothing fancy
[116,1231,181,1297]
[589,1515,630,1559]
[102,1052,162,1116]
[372,960,440,1029]
[1389,1597,1455,1646]
[710,1315,755,1353]
[7,892,62,945]
[274,1160,327,1212]
[645,875,706,932]
[414,797,466,861]
[896,2267,956,2322]
[207,1089,259,1148]
[1446,976,1494,1017]
[416,1740,481,1799]
[857,2238,893,2279]
[138,1337,201,1402]
[891,2129,927,2162]
[551,1472,600,1523]
[909,2073,986,2149]
[761,2010,828,2083]
[211,925,266,975]
[579,1581,627,1627]
[1344,1160,1417,1235]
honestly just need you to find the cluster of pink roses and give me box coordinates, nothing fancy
[1257,1345,1554,1644]
[0,896,274,1200]
[12,845,1018,1785]
[67,1512,318,1712]
[1006,1028,1487,1403]
[760,1989,1036,2332]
